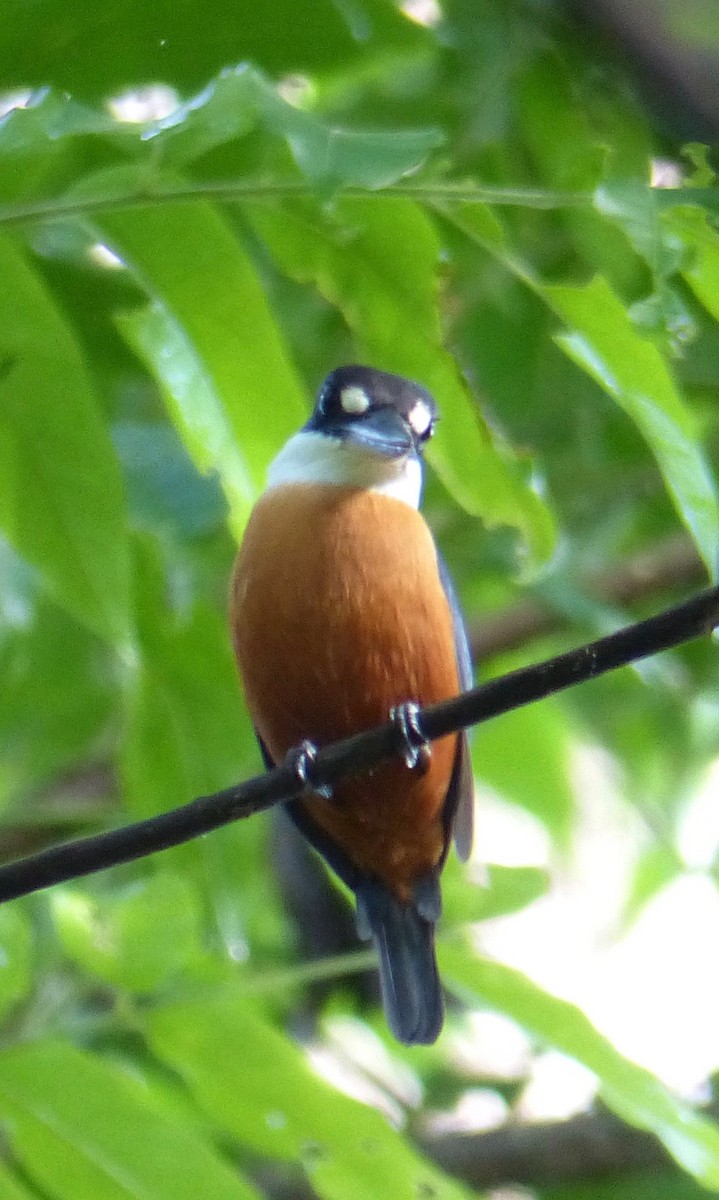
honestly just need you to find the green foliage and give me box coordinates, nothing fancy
[0,906,32,1022]
[441,946,719,1187]
[0,1041,263,1199]
[147,996,473,1199]
[1,2,719,1198]
[50,872,203,993]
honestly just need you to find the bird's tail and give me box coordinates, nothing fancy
[355,876,443,1045]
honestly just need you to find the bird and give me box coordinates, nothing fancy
[229,365,474,1045]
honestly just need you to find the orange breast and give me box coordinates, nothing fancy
[229,483,460,899]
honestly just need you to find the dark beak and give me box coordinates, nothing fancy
[336,406,416,458]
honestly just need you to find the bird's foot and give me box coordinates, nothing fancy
[390,701,431,774]
[283,740,333,800]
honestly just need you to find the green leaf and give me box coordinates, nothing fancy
[0,0,427,99]
[621,843,684,927]
[0,597,113,804]
[664,204,719,327]
[445,203,719,574]
[121,662,195,822]
[0,1161,38,1200]
[441,946,719,1189]
[544,1166,711,1200]
[0,1041,261,1200]
[518,53,606,193]
[473,684,574,844]
[254,82,442,195]
[148,66,443,194]
[0,905,33,1022]
[112,422,227,538]
[146,996,474,1200]
[122,571,253,810]
[517,54,650,291]
[595,181,686,283]
[0,234,132,646]
[89,185,305,536]
[442,861,549,925]
[546,276,719,576]
[50,872,202,993]
[249,196,556,564]
[0,67,441,217]
[119,551,269,957]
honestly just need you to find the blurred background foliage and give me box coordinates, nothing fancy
[2,0,719,1197]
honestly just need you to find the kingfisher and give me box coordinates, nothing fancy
[229,365,473,1044]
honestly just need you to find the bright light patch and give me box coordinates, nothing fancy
[679,756,719,869]
[423,1088,508,1136]
[449,1011,531,1080]
[517,1051,597,1121]
[408,399,433,437]
[0,89,33,118]
[340,385,371,415]
[401,0,442,27]
[108,84,179,123]
[651,157,684,189]
[277,74,314,107]
[88,243,125,271]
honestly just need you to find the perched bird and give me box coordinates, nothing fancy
[229,365,473,1044]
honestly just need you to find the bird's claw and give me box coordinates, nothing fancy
[284,740,333,799]
[390,701,431,774]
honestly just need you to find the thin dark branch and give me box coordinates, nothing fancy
[1,585,717,904]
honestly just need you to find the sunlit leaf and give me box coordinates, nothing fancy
[0,0,427,99]
[473,687,574,844]
[147,996,474,1200]
[0,234,132,646]
[442,861,549,925]
[0,1041,261,1200]
[0,1161,38,1200]
[0,905,33,1022]
[663,204,719,327]
[441,946,719,1189]
[547,276,719,576]
[0,597,113,804]
[85,182,306,535]
[51,872,202,993]
[149,66,443,194]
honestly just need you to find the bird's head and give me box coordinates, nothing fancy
[267,366,437,510]
[306,365,437,459]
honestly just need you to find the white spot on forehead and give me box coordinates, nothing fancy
[340,385,371,415]
[408,399,433,437]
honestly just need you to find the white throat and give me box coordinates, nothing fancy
[266,431,422,510]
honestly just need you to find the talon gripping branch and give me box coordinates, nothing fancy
[230,366,473,1044]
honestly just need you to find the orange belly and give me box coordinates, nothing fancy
[230,483,460,899]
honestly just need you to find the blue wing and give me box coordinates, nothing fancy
[437,551,475,862]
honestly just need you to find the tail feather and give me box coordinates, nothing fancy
[356,878,443,1045]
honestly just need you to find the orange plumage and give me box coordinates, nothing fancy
[230,482,460,900]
